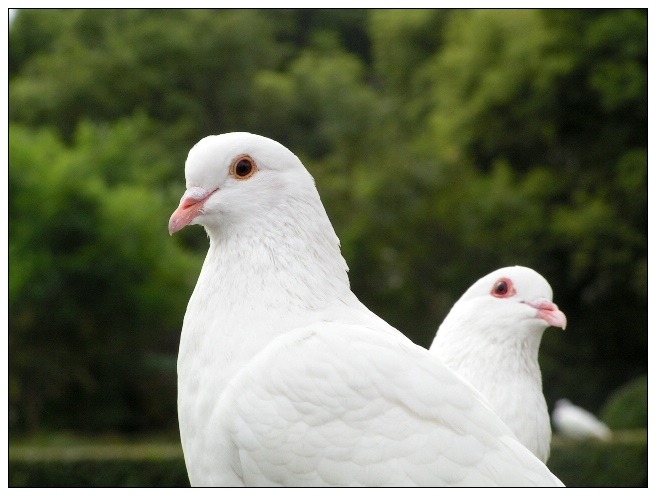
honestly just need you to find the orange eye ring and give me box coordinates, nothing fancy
[230,154,258,180]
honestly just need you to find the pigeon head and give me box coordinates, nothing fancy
[168,133,349,298]
[451,266,567,335]
[169,132,316,235]
[467,266,566,331]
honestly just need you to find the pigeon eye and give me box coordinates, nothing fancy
[495,281,508,295]
[230,155,257,180]
[491,278,515,298]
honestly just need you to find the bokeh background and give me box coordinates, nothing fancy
[8,8,647,486]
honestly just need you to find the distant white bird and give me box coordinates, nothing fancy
[552,399,612,441]
[430,266,567,463]
[169,132,564,487]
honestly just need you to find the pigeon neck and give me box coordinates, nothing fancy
[432,309,547,382]
[204,195,350,313]
[451,323,542,359]
[179,194,353,381]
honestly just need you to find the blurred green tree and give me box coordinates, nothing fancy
[8,8,646,433]
[9,118,201,432]
[357,8,646,409]
[9,9,284,142]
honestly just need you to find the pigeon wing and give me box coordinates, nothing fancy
[208,322,564,487]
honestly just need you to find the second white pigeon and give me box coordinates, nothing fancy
[169,133,564,487]
[552,398,612,441]
[430,266,567,463]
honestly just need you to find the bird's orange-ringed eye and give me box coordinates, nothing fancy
[491,278,516,298]
[230,155,257,180]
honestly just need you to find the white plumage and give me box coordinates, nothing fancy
[169,132,564,487]
[430,266,566,463]
[552,399,612,441]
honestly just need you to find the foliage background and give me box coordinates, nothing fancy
[8,9,647,442]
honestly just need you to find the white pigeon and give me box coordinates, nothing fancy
[429,266,567,464]
[168,132,564,487]
[552,398,612,441]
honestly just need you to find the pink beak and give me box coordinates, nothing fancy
[526,298,567,329]
[168,187,217,235]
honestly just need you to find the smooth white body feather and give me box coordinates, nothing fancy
[431,266,566,463]
[171,133,564,486]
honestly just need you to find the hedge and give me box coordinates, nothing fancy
[9,458,190,487]
[9,431,647,487]
[547,430,647,487]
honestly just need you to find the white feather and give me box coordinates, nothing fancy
[552,399,612,441]
[171,133,564,486]
[430,266,566,463]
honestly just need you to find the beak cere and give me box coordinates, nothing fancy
[527,298,567,329]
[168,187,217,235]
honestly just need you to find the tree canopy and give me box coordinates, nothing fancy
[9,8,646,434]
